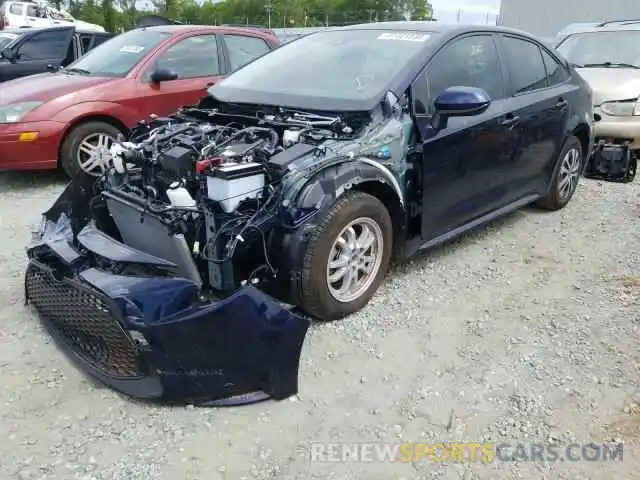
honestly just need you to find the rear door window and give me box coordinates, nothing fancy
[501,36,548,94]
[223,34,271,72]
[541,48,570,85]
[17,29,71,60]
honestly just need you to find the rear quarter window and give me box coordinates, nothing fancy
[9,2,24,14]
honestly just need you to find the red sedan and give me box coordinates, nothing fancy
[0,24,280,176]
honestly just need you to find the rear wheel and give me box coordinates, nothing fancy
[536,136,582,211]
[295,191,393,321]
[60,121,121,177]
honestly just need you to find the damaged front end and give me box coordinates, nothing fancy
[25,175,310,405]
[25,90,412,403]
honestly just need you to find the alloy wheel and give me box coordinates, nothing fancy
[326,217,384,303]
[558,147,581,200]
[76,132,116,176]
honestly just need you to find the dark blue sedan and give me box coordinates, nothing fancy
[26,21,594,405]
[209,21,593,319]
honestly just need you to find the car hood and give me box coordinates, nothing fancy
[576,68,640,105]
[0,72,114,106]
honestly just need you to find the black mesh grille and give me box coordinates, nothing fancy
[25,262,146,378]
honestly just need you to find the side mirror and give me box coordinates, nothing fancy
[432,86,491,130]
[149,68,178,83]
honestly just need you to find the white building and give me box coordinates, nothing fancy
[432,4,499,25]
[498,0,640,37]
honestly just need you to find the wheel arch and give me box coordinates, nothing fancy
[292,157,404,221]
[285,158,407,264]
[571,122,591,163]
[56,114,129,168]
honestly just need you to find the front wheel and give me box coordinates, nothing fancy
[536,136,583,211]
[60,121,121,178]
[296,191,393,321]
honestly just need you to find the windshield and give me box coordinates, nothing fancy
[557,30,640,67]
[64,29,170,77]
[0,33,19,50]
[214,29,434,104]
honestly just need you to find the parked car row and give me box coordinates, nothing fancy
[0,24,281,176]
[1,18,637,185]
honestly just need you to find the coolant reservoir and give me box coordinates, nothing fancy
[166,182,196,208]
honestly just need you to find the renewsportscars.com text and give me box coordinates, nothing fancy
[307,442,624,463]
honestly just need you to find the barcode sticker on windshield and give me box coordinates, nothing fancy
[377,32,430,42]
[120,45,144,54]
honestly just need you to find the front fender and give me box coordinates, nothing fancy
[291,157,404,215]
[52,101,139,129]
[275,158,404,304]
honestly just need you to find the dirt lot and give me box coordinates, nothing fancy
[0,171,638,480]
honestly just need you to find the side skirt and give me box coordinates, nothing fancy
[402,194,541,258]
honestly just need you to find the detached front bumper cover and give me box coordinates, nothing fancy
[24,180,310,406]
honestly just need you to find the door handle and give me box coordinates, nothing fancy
[499,115,520,127]
[205,82,214,88]
[554,98,568,109]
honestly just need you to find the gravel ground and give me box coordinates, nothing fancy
[0,171,638,480]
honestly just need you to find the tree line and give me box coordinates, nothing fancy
[51,0,433,33]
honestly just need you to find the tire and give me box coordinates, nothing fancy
[296,191,393,321]
[60,121,121,178]
[536,135,583,211]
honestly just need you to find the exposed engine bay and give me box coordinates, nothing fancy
[97,100,374,298]
[24,91,414,404]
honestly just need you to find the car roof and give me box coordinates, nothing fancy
[138,24,278,37]
[330,20,540,38]
[1,25,110,34]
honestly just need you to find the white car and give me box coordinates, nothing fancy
[0,1,104,32]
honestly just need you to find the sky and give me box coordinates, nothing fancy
[431,0,501,24]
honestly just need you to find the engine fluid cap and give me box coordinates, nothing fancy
[378,145,391,159]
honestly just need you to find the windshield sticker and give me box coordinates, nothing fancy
[119,45,145,54]
[377,32,430,42]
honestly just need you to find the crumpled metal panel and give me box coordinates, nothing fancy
[25,184,310,406]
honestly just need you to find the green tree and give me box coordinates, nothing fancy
[68,0,433,32]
